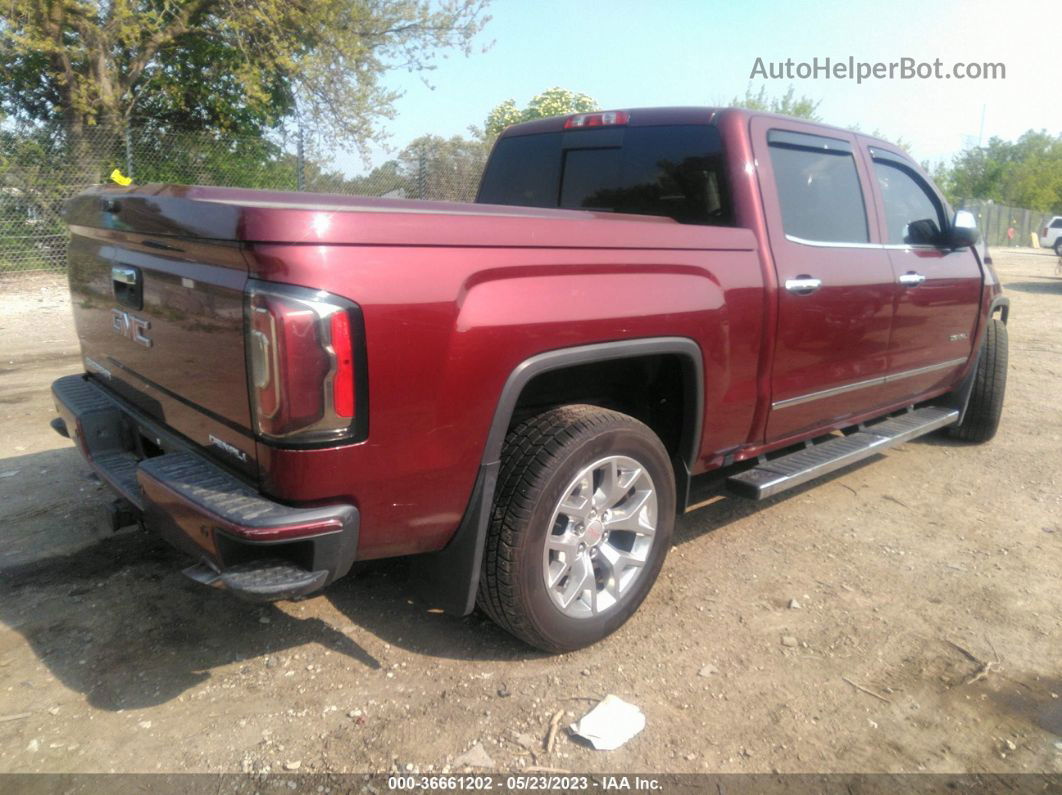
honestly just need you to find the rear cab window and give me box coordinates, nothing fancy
[477,124,734,226]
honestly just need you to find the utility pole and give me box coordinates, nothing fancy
[416,146,427,199]
[124,127,133,180]
[296,122,306,192]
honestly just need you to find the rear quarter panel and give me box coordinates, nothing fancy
[247,229,763,559]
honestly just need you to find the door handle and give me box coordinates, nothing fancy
[112,265,138,285]
[784,276,822,295]
[898,272,926,287]
[111,265,143,310]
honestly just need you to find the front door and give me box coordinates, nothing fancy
[751,117,897,443]
[865,147,982,398]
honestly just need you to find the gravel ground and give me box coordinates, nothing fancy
[0,250,1060,776]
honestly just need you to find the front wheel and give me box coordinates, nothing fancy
[477,405,675,652]
[949,318,1008,443]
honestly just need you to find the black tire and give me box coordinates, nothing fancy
[1054,238,1062,256]
[948,318,1008,443]
[477,404,675,653]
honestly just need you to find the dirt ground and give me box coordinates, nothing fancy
[0,249,1059,777]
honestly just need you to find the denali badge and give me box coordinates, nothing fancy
[949,332,969,342]
[208,434,249,462]
[111,308,152,348]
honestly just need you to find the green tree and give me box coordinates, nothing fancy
[0,0,491,156]
[398,134,489,201]
[0,124,70,270]
[482,87,599,140]
[128,128,297,188]
[346,159,408,198]
[935,131,1062,213]
[730,85,821,121]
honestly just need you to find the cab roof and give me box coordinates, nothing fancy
[498,105,906,156]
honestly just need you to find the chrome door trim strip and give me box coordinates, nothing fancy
[773,374,884,410]
[784,234,882,250]
[882,357,968,383]
[784,234,942,253]
[772,357,968,410]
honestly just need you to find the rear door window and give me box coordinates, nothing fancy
[767,131,869,244]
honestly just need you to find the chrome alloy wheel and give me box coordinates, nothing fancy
[542,455,658,618]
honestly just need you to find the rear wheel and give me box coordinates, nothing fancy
[477,405,675,652]
[949,318,1008,443]
[1054,238,1062,256]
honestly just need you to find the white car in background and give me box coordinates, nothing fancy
[1041,216,1062,254]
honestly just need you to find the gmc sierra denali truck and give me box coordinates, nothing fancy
[52,107,1009,652]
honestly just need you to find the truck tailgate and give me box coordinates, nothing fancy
[65,194,256,478]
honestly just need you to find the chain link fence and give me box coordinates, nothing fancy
[6,124,1056,277]
[0,124,486,275]
[957,199,1055,249]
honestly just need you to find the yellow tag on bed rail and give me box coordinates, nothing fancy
[110,168,132,186]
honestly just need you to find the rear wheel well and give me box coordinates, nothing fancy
[507,354,693,471]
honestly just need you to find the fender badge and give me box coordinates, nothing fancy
[208,434,248,463]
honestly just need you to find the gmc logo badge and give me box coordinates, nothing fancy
[111,308,152,348]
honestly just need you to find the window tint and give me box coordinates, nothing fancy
[477,125,732,226]
[873,160,945,245]
[768,141,869,243]
[1051,218,1062,229]
[477,132,563,209]
[560,148,623,209]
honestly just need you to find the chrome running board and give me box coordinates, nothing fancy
[727,406,960,500]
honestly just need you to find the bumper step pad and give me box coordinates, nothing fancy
[182,560,328,603]
[139,452,354,601]
[51,375,358,602]
[139,451,349,534]
[727,406,959,499]
[92,451,144,509]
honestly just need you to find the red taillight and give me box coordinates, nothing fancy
[1042,228,1048,238]
[564,111,630,129]
[246,283,362,443]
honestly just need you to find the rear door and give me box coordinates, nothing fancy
[864,147,981,395]
[750,117,897,443]
[66,195,257,478]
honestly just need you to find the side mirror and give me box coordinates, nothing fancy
[947,209,980,248]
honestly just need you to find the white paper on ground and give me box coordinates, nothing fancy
[569,694,645,751]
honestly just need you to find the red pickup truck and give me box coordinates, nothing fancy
[53,107,1009,652]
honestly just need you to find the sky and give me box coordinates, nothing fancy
[333,0,1057,176]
